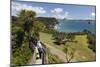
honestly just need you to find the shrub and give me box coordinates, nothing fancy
[12,44,32,66]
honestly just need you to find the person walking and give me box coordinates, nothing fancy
[37,40,43,59]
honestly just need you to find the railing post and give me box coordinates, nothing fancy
[42,44,48,64]
[42,52,44,64]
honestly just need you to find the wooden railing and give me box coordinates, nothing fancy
[41,42,48,64]
[29,40,48,64]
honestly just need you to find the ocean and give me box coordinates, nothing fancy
[55,20,96,33]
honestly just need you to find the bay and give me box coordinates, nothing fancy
[55,20,96,33]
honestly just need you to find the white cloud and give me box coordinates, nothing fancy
[91,12,95,17]
[51,8,70,19]
[51,8,63,14]
[31,7,46,14]
[12,1,46,16]
[12,2,73,20]
[51,14,63,19]
[64,12,69,19]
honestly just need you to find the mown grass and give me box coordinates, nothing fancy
[39,32,96,62]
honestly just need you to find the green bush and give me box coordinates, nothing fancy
[87,33,96,52]
[48,53,60,63]
[12,44,32,66]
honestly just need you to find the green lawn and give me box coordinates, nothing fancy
[39,32,96,62]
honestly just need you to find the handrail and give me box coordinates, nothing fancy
[29,37,48,64]
[40,42,47,64]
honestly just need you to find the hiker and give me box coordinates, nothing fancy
[37,40,43,59]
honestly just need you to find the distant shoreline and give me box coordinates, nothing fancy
[55,20,96,33]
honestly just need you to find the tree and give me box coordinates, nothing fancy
[63,45,76,62]
[66,33,75,41]
[53,32,66,45]
[11,10,37,65]
[33,21,45,32]
[18,10,37,51]
[18,10,36,33]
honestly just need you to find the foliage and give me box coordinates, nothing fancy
[87,33,96,52]
[63,45,76,62]
[83,29,96,52]
[12,26,24,53]
[53,32,67,45]
[52,31,76,45]
[11,10,37,65]
[33,21,45,32]
[11,44,32,66]
[12,16,18,22]
[18,10,36,22]
[36,17,58,28]
[47,48,62,63]
[66,33,75,41]
[43,28,58,34]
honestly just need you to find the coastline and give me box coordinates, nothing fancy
[55,20,96,33]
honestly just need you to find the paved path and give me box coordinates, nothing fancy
[35,59,42,64]
[29,47,43,64]
[35,47,42,64]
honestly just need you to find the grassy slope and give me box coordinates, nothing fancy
[39,32,63,49]
[73,35,96,61]
[39,32,65,63]
[39,32,96,62]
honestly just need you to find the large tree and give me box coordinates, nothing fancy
[18,10,36,34]
[11,10,37,65]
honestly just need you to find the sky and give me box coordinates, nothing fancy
[12,0,96,20]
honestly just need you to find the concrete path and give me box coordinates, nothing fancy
[35,59,42,64]
[35,47,42,64]
[29,47,42,64]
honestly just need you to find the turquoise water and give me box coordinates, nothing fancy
[55,20,96,33]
